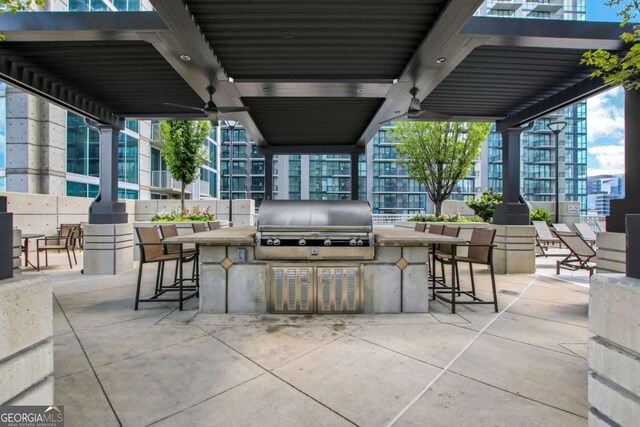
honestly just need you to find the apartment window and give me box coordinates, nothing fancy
[66,182,99,198]
[67,113,100,177]
[117,133,138,184]
[489,9,515,17]
[0,83,5,191]
[528,11,551,19]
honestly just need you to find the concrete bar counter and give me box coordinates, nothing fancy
[165,226,464,315]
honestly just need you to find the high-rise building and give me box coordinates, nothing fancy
[587,174,625,216]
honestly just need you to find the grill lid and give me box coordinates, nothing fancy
[257,200,373,232]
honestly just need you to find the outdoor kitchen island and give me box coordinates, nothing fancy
[164,202,464,315]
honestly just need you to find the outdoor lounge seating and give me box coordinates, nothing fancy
[555,231,597,277]
[433,228,498,314]
[36,226,78,270]
[533,220,560,257]
[574,222,597,246]
[134,226,198,311]
[552,223,572,233]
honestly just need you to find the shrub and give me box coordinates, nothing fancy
[408,213,469,223]
[466,189,502,223]
[151,206,216,223]
[530,208,552,224]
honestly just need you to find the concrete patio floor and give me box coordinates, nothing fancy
[24,251,590,426]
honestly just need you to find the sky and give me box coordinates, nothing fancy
[584,0,628,176]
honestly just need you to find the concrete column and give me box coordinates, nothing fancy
[5,89,66,195]
[264,153,273,200]
[88,125,127,224]
[83,223,134,275]
[589,274,640,426]
[0,275,52,405]
[608,89,640,232]
[301,155,310,199]
[0,196,13,280]
[493,127,529,225]
[350,153,359,200]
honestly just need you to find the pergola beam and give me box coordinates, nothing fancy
[0,12,168,42]
[148,0,265,146]
[0,55,119,127]
[357,0,485,146]
[496,77,610,132]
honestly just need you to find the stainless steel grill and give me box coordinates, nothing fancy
[256,200,374,260]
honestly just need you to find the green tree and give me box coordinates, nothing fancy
[392,121,491,216]
[581,1,640,89]
[467,189,502,223]
[160,120,211,212]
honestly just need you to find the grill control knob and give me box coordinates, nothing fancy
[273,239,281,246]
[324,239,332,246]
[266,239,273,245]
[356,239,364,246]
[298,239,306,246]
[349,239,357,246]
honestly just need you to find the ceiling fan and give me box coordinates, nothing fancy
[379,87,450,123]
[164,86,249,121]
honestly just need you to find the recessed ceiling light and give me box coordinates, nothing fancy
[392,79,399,84]
[263,88,271,92]
[436,57,446,64]
[228,77,235,83]
[356,89,365,94]
[395,110,401,114]
[180,54,191,61]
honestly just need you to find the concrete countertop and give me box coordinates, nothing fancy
[162,225,465,248]
[162,226,257,246]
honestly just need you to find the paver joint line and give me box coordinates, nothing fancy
[385,274,541,427]
[53,293,124,427]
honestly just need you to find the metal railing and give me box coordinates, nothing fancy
[580,215,607,232]
[199,179,210,197]
[372,214,415,225]
[150,171,192,193]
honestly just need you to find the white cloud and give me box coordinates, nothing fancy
[588,144,625,176]
[587,87,624,142]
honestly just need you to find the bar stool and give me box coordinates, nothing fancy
[207,221,221,231]
[426,223,445,280]
[433,228,498,314]
[414,222,427,232]
[192,222,207,233]
[134,226,198,311]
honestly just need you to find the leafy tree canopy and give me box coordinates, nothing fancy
[391,121,491,216]
[160,120,211,211]
[581,0,640,89]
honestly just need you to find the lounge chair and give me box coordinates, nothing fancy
[555,232,596,277]
[574,223,597,246]
[552,223,571,233]
[533,221,560,257]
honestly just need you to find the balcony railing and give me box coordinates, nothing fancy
[199,179,210,197]
[150,170,192,193]
[221,152,248,160]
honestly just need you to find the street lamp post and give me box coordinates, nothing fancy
[225,120,238,225]
[547,121,567,223]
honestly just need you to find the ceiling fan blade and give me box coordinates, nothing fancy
[205,111,219,123]
[163,102,205,113]
[379,113,407,124]
[216,106,250,113]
